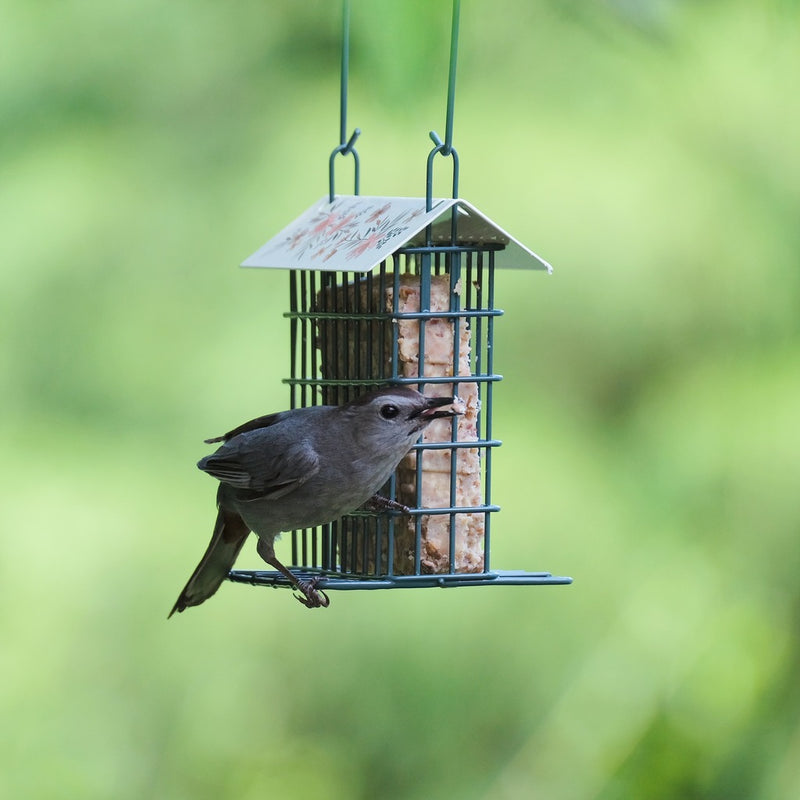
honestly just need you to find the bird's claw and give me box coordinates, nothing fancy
[363,494,411,514]
[292,577,330,609]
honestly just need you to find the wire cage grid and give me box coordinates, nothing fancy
[228,237,571,591]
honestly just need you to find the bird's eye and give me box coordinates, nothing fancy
[380,404,400,420]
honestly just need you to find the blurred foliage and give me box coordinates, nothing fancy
[1,0,799,798]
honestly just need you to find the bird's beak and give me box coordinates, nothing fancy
[410,395,463,421]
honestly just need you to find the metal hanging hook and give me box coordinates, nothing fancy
[425,0,461,211]
[329,129,361,202]
[329,0,361,202]
[426,131,459,212]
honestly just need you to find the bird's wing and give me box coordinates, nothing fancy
[203,411,287,444]
[198,437,320,498]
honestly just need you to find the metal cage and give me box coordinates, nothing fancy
[229,227,571,592]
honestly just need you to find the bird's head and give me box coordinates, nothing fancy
[345,386,463,449]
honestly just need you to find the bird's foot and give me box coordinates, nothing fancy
[292,576,330,609]
[363,494,410,514]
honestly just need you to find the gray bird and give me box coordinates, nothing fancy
[169,386,460,616]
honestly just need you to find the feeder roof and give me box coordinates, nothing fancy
[241,195,552,273]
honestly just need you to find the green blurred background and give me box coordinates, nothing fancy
[2,0,799,797]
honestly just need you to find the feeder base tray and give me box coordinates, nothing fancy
[227,569,572,591]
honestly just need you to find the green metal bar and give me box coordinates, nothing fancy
[228,569,573,590]
[340,0,350,147]
[322,522,332,571]
[300,270,308,408]
[388,258,402,577]
[341,271,351,401]
[284,308,504,321]
[309,271,319,404]
[288,272,298,409]
[424,0,461,208]
[447,224,461,573]
[484,250,498,571]
[443,0,460,155]
[398,243,504,255]
[413,259,432,573]
[283,375,503,387]
[409,439,502,451]
[426,136,459,211]
[394,504,501,516]
[329,0,360,200]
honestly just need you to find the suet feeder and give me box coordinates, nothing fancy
[227,1,571,594]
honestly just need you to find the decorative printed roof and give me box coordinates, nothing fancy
[241,195,552,273]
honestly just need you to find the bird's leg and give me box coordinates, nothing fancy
[256,537,330,609]
[362,493,410,514]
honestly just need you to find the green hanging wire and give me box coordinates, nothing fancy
[339,0,351,149]
[442,0,460,156]
[426,0,461,210]
[329,0,360,202]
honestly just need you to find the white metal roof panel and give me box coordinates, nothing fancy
[241,195,552,273]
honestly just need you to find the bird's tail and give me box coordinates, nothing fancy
[169,505,251,618]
